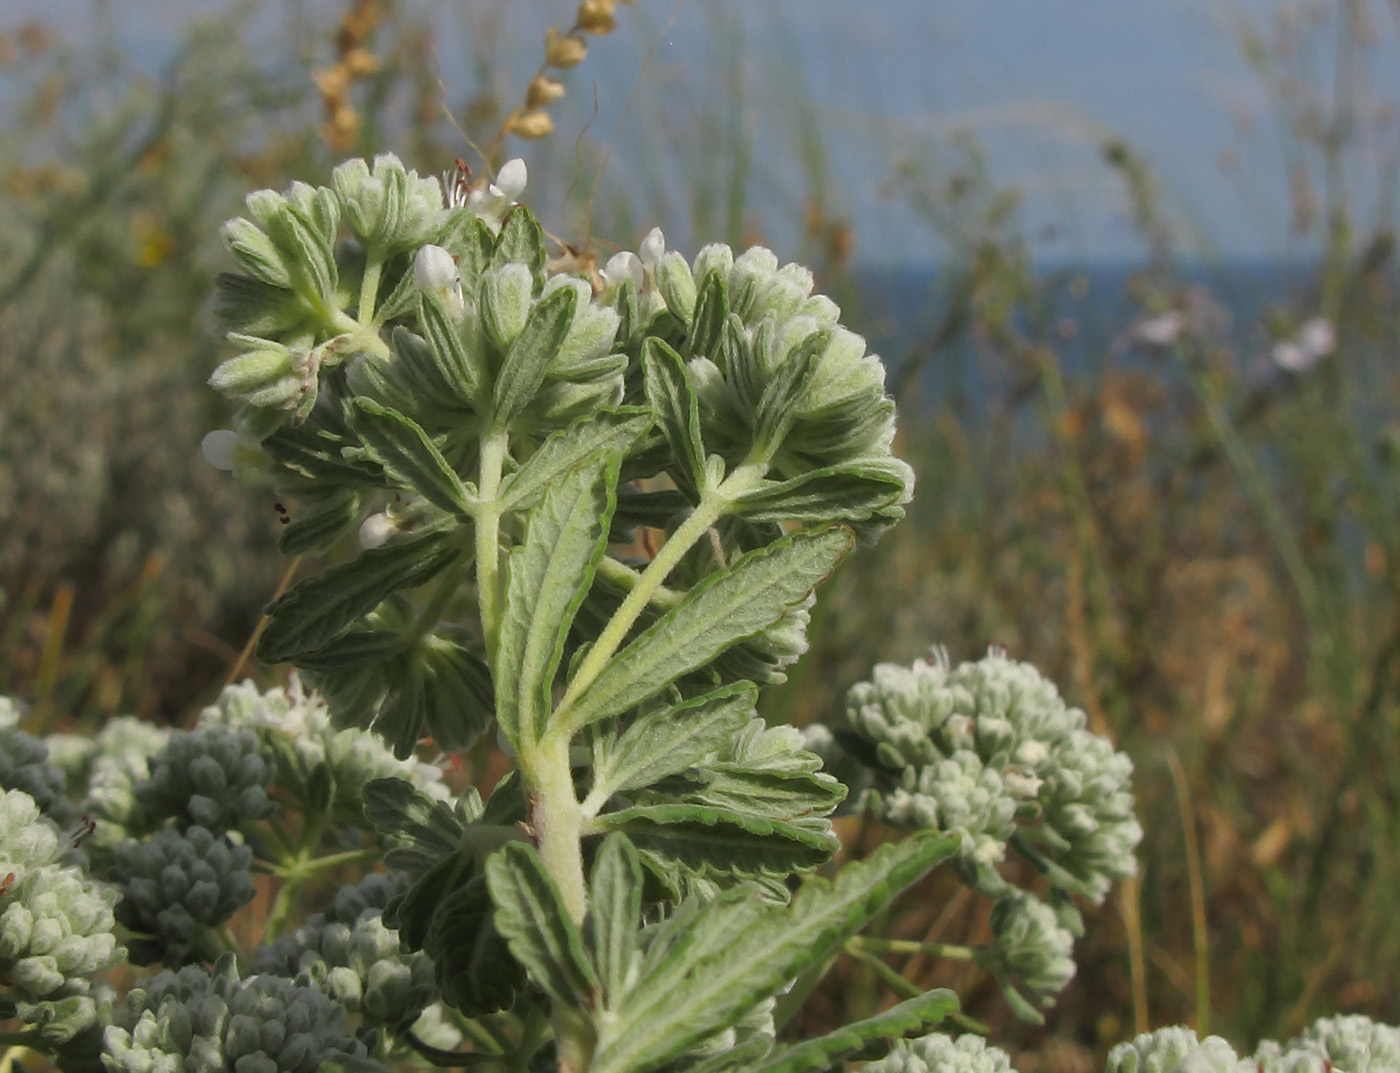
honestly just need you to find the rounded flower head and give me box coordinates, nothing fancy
[863,1032,1020,1073]
[1107,1028,1252,1073]
[134,726,274,835]
[1254,1014,1400,1073]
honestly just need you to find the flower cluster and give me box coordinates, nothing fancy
[819,648,1141,901]
[104,955,378,1073]
[109,825,256,966]
[252,872,435,1030]
[134,725,274,835]
[0,697,77,826]
[0,789,123,1049]
[864,1032,1019,1073]
[1106,1019,1400,1073]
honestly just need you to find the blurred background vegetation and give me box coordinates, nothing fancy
[3,0,1400,1068]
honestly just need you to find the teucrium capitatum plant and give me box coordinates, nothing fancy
[0,148,1391,1073]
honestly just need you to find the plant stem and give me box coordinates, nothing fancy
[555,463,764,728]
[477,428,510,661]
[853,936,976,961]
[358,253,383,326]
[525,732,588,925]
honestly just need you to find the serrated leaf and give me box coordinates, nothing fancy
[352,398,476,518]
[668,765,847,821]
[687,269,729,361]
[746,990,959,1073]
[492,205,547,287]
[593,683,756,799]
[593,803,835,881]
[422,637,495,751]
[362,777,465,856]
[498,408,652,513]
[485,843,600,1008]
[426,872,526,1016]
[591,832,957,1073]
[293,628,403,673]
[278,489,364,555]
[731,462,908,525]
[263,421,382,485]
[257,533,459,663]
[643,339,707,493]
[441,209,496,284]
[418,291,487,406]
[495,455,618,749]
[588,833,643,1008]
[492,284,577,425]
[559,527,853,733]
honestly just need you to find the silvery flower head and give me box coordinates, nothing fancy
[863,1032,1020,1073]
[1107,1027,1253,1073]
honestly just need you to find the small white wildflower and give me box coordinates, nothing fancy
[638,227,666,270]
[1132,311,1183,348]
[358,512,397,549]
[466,158,528,224]
[200,429,265,477]
[413,244,463,316]
[1275,316,1335,373]
[600,250,643,290]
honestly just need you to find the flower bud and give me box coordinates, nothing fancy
[545,27,588,68]
[508,108,556,140]
[413,244,463,315]
[526,75,566,107]
[577,0,616,34]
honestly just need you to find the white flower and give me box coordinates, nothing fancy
[358,512,397,549]
[200,429,265,477]
[600,250,642,290]
[1273,317,1335,373]
[413,244,463,316]
[466,158,528,224]
[1132,311,1183,348]
[638,227,666,270]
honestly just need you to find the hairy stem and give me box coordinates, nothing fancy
[526,732,588,924]
[477,428,510,660]
[358,253,383,326]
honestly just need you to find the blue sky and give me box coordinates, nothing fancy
[8,0,1399,264]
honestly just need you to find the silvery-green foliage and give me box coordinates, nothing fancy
[0,697,77,826]
[251,872,435,1030]
[0,789,122,1052]
[1254,1014,1400,1073]
[197,678,451,820]
[861,1032,1020,1073]
[823,649,1141,902]
[104,955,377,1073]
[108,826,255,966]
[1105,1028,1251,1073]
[134,726,274,835]
[80,717,172,848]
[983,892,1076,1007]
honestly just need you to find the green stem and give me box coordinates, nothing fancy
[477,428,510,661]
[523,732,588,925]
[554,463,765,728]
[328,310,392,360]
[594,555,684,612]
[853,936,976,961]
[409,557,472,643]
[509,1004,550,1073]
[267,847,383,879]
[404,1033,504,1068]
[262,876,302,946]
[844,941,924,1000]
[358,253,383,326]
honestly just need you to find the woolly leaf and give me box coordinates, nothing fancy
[363,777,465,858]
[731,461,908,526]
[590,831,958,1073]
[352,398,476,518]
[492,206,547,287]
[560,527,853,733]
[643,339,706,494]
[418,292,486,408]
[592,682,756,799]
[499,408,653,513]
[485,843,600,1007]
[747,991,960,1073]
[257,533,459,663]
[492,284,577,425]
[588,833,644,1009]
[496,455,618,748]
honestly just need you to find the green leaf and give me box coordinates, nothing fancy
[492,284,577,425]
[492,205,547,287]
[560,527,853,733]
[362,777,465,857]
[592,683,756,799]
[422,635,495,751]
[588,833,643,1009]
[746,991,960,1073]
[731,461,908,526]
[593,803,835,882]
[426,872,527,1016]
[485,843,600,1008]
[687,269,729,361]
[498,408,653,513]
[495,455,618,749]
[590,831,958,1073]
[263,421,382,485]
[441,209,496,284]
[419,291,486,407]
[277,489,364,555]
[353,398,476,518]
[753,333,826,459]
[257,533,459,663]
[643,338,707,493]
